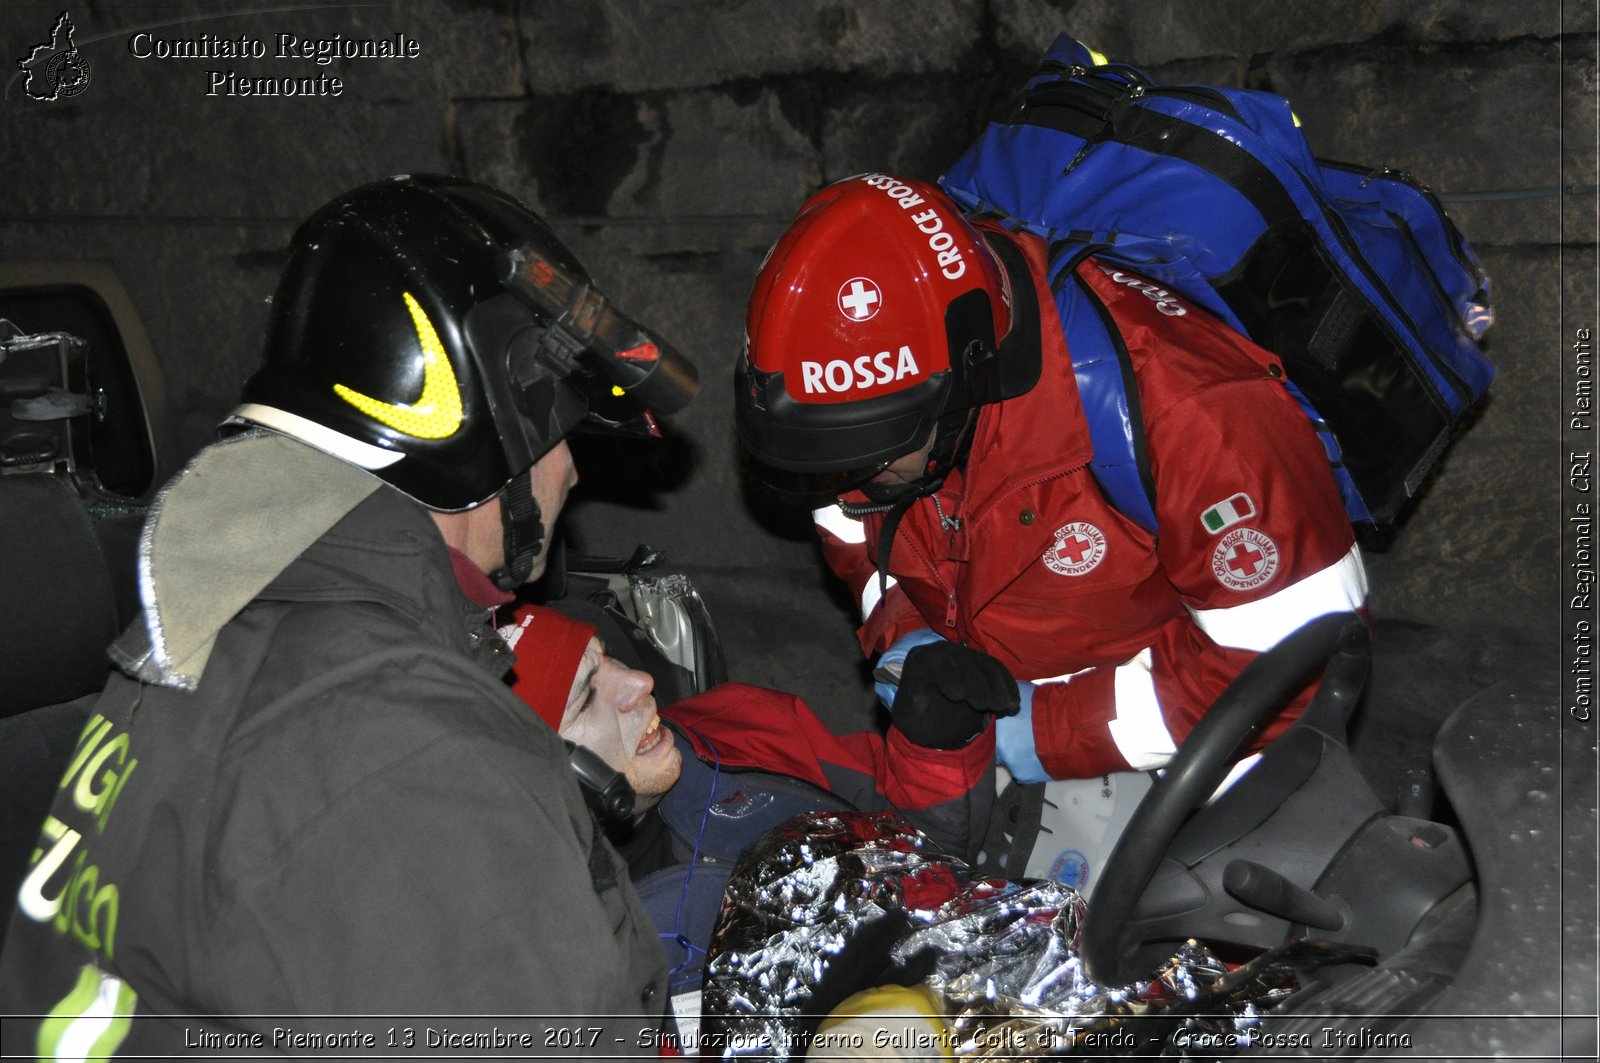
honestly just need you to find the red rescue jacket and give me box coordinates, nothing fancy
[814,229,1367,778]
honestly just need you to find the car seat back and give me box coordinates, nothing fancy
[0,473,126,952]
[0,473,122,717]
[0,266,174,951]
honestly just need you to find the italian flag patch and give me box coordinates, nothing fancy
[1200,493,1256,534]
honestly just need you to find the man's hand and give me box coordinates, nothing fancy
[892,642,1021,750]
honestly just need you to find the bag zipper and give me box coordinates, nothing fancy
[1146,84,1243,122]
[1308,190,1473,407]
[1322,160,1486,289]
[1026,63,1478,408]
[1382,208,1483,341]
[1029,66,1245,125]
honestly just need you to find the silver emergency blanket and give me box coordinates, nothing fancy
[701,810,1363,1060]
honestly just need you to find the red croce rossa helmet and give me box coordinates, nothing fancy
[735,173,1037,489]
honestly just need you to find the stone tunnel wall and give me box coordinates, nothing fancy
[2,1,1594,748]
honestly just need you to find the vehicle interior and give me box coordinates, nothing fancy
[0,263,180,947]
[1078,613,1575,1057]
[0,265,1590,1059]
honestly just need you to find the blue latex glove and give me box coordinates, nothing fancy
[994,681,1049,783]
[872,628,946,710]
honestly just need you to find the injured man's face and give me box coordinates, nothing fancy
[556,637,683,815]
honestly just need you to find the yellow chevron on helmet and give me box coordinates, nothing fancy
[332,292,463,440]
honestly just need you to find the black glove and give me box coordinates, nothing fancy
[891,641,1021,750]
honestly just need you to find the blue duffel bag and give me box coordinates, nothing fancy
[941,33,1495,531]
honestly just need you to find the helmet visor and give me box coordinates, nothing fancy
[741,453,891,497]
[565,354,664,439]
[501,244,698,419]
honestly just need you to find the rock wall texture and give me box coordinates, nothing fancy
[3,1,1594,784]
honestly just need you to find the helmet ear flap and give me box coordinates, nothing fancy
[944,287,1003,405]
[976,232,1042,404]
[462,292,588,474]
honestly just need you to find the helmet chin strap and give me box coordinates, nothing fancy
[856,256,1031,509]
[489,473,544,591]
[854,408,979,600]
[858,407,977,505]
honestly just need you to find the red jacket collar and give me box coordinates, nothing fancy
[950,228,1094,519]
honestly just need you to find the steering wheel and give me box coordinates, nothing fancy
[1078,612,1370,986]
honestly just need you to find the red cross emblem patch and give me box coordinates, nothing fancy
[1043,521,1107,577]
[1211,527,1281,591]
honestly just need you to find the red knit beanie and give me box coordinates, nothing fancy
[502,605,598,730]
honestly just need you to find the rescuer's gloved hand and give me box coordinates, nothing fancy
[891,642,1021,750]
[872,628,945,709]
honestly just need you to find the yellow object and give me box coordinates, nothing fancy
[333,292,464,439]
[810,984,954,1061]
[1086,46,1110,66]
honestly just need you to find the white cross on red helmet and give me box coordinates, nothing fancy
[837,277,882,321]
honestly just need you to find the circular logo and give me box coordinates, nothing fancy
[837,277,882,321]
[1043,521,1107,577]
[1211,527,1281,591]
[1049,849,1091,891]
[46,51,91,99]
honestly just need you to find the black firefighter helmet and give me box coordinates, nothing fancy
[234,174,697,511]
